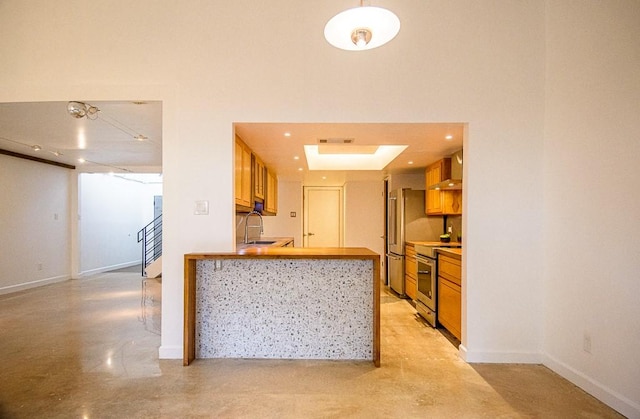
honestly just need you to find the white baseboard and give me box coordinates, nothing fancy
[77,260,142,277]
[543,354,640,419]
[459,345,543,364]
[0,274,70,296]
[159,345,183,360]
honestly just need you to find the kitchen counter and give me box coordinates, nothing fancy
[184,247,380,366]
[406,240,462,247]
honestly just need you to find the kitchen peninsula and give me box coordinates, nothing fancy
[183,247,380,366]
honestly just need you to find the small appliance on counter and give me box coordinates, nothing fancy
[414,243,461,327]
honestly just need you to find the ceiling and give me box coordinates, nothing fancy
[235,122,464,183]
[0,101,464,182]
[0,101,162,172]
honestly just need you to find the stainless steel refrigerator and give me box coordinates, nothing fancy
[386,188,441,296]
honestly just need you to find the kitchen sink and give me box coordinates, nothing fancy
[245,240,276,245]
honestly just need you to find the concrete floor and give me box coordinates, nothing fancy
[0,270,623,418]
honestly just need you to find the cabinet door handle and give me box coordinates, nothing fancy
[308,232,315,236]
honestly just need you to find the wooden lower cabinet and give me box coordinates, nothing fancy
[405,276,417,300]
[437,253,462,340]
[438,277,461,340]
[404,244,417,300]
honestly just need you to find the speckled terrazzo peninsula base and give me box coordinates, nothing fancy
[195,258,373,361]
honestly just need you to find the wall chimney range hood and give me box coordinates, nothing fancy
[429,149,463,190]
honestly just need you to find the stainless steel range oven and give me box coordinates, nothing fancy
[414,244,461,327]
[415,246,437,327]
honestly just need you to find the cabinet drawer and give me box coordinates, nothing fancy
[438,255,461,286]
[405,254,417,279]
[405,245,415,257]
[405,275,416,300]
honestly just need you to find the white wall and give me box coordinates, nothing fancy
[388,173,425,191]
[542,1,640,416]
[4,1,636,415]
[79,173,162,275]
[0,155,71,294]
[344,181,385,255]
[0,0,545,362]
[344,181,385,277]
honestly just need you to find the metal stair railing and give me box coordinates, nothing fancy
[137,214,162,276]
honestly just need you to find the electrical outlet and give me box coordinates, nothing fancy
[447,226,452,234]
[583,333,592,354]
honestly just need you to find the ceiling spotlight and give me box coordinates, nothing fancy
[324,1,400,51]
[49,151,62,157]
[31,145,42,151]
[445,135,453,140]
[67,101,99,119]
[77,158,86,163]
[284,132,291,137]
[134,134,148,141]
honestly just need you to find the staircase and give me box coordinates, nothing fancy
[137,214,162,277]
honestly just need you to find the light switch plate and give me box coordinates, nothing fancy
[194,200,209,215]
[290,212,296,217]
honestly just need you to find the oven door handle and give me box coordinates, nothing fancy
[417,270,431,275]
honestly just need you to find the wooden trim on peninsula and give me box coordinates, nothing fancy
[183,256,197,366]
[372,255,381,367]
[183,247,381,367]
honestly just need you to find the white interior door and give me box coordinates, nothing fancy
[303,187,343,247]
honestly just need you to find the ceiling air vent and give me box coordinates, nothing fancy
[318,138,354,144]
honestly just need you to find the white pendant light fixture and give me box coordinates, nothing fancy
[324,1,400,51]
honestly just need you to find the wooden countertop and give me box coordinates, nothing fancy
[186,247,380,260]
[435,248,462,258]
[406,241,462,247]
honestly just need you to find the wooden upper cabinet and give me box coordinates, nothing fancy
[235,135,277,215]
[265,169,278,215]
[425,158,462,215]
[253,155,265,201]
[235,136,252,209]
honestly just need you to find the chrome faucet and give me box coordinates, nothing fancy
[243,210,264,244]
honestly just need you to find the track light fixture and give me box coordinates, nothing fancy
[67,100,152,143]
[67,101,99,120]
